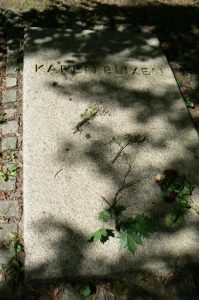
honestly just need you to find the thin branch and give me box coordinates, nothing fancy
[98,193,112,208]
[112,176,148,207]
[123,163,132,183]
[54,168,63,178]
[111,141,129,164]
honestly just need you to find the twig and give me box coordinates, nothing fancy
[123,163,132,183]
[111,141,130,164]
[111,134,145,164]
[54,168,63,178]
[112,176,148,207]
[98,193,112,208]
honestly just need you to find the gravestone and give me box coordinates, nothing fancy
[23,28,199,282]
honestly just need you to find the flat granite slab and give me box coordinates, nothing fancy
[23,28,199,282]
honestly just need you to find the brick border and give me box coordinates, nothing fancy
[0,43,23,297]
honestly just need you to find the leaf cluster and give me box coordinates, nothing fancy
[160,171,194,208]
[157,170,196,226]
[89,203,154,255]
[98,205,126,222]
[118,215,155,254]
[0,233,24,284]
[0,165,19,182]
[185,97,195,109]
[88,228,114,243]
[8,233,24,255]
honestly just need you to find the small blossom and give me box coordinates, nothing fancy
[155,173,165,185]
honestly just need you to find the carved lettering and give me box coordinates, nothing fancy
[61,65,70,72]
[115,65,127,75]
[35,64,44,72]
[47,65,57,72]
[34,63,163,76]
[141,68,150,75]
[104,65,112,74]
[129,67,140,75]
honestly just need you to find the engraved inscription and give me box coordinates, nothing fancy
[35,63,164,76]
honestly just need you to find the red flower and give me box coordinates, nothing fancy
[164,192,177,203]
[164,169,178,178]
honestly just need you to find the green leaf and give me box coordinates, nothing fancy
[185,98,195,109]
[181,182,194,195]
[177,212,186,225]
[165,212,179,225]
[80,285,91,297]
[16,244,22,253]
[8,240,23,254]
[128,229,143,245]
[88,228,114,243]
[98,208,113,222]
[135,215,155,238]
[119,215,154,255]
[10,170,18,177]
[10,166,19,177]
[118,218,136,231]
[176,80,181,85]
[0,171,9,182]
[119,230,128,250]
[127,234,137,255]
[99,206,126,222]
[162,186,175,197]
[176,195,191,208]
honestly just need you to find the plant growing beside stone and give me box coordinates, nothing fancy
[89,211,154,255]
[80,284,96,297]
[156,169,199,225]
[0,153,18,181]
[0,233,24,285]
[8,233,24,255]
[73,103,108,133]
[0,165,19,182]
[88,167,155,254]
[185,97,195,109]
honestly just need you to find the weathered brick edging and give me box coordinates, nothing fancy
[0,43,23,297]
